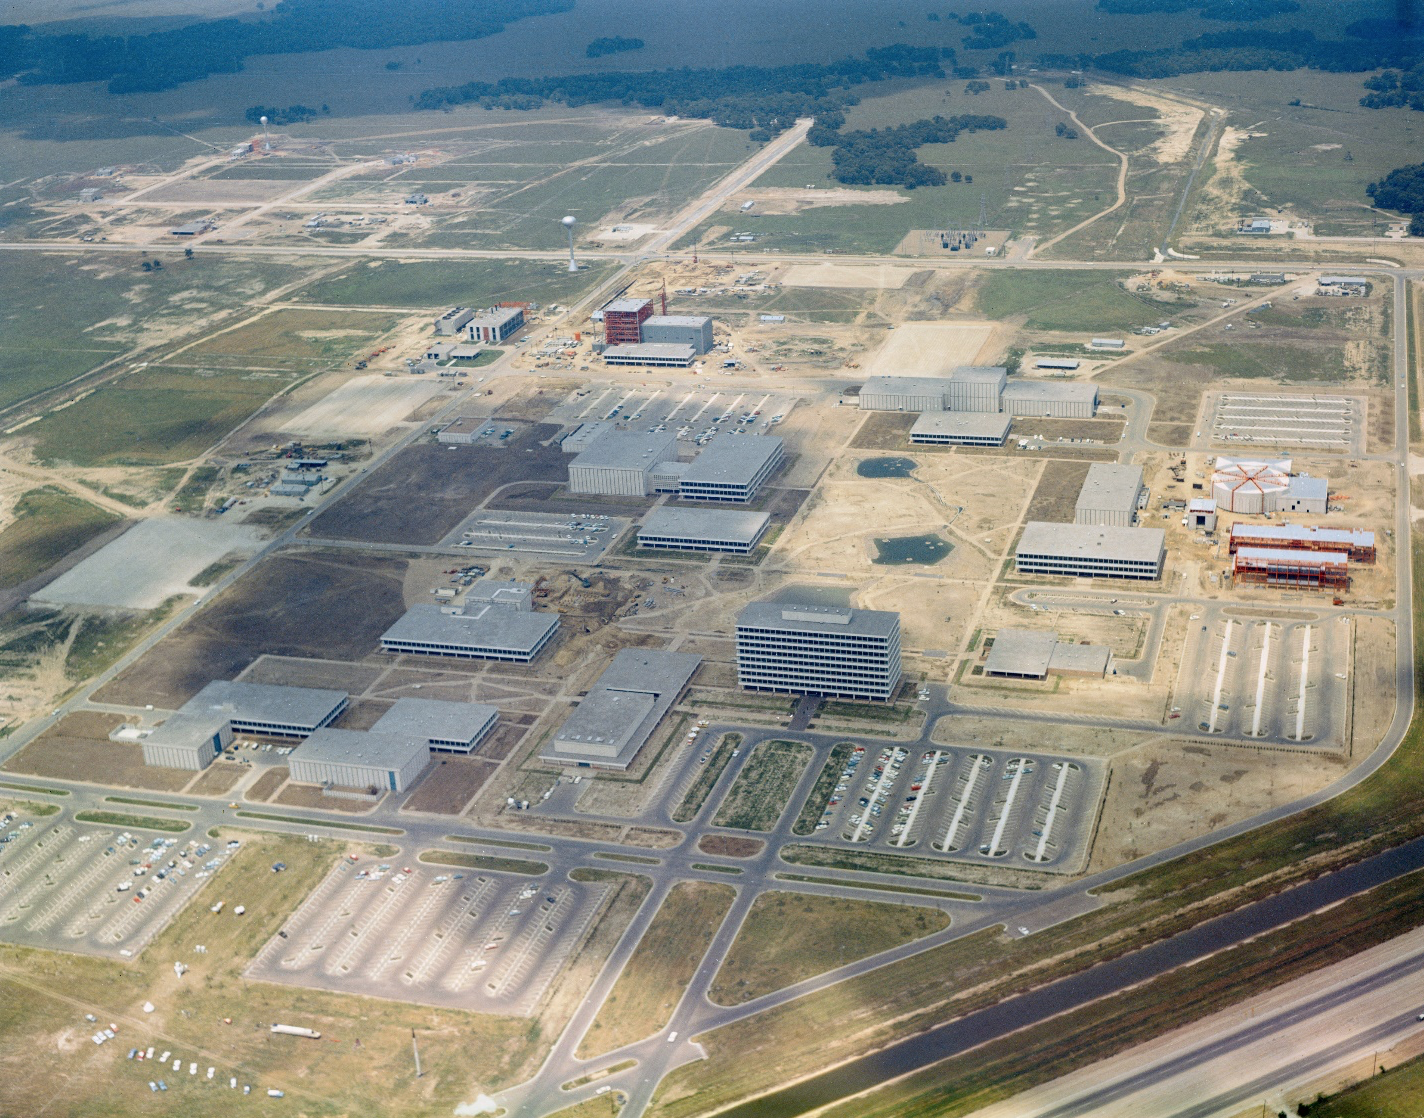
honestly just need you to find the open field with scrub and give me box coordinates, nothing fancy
[299,257,616,309]
[578,881,735,1060]
[711,739,812,832]
[0,488,120,590]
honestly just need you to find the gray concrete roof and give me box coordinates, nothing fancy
[188,680,348,729]
[569,429,678,471]
[605,298,653,313]
[953,365,1009,382]
[543,649,701,768]
[639,506,770,544]
[381,603,558,654]
[1048,641,1112,675]
[1077,463,1144,513]
[1002,380,1098,401]
[984,628,1056,676]
[680,433,783,486]
[1018,522,1165,563]
[603,343,696,359]
[1285,475,1329,500]
[910,412,1012,437]
[737,600,900,638]
[859,375,952,398]
[294,728,428,770]
[644,315,711,327]
[371,698,498,745]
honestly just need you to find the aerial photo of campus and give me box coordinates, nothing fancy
[4,0,1424,1115]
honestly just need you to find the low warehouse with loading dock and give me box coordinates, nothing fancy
[983,629,1112,680]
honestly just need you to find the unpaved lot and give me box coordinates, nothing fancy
[781,264,920,290]
[282,375,447,439]
[868,322,994,374]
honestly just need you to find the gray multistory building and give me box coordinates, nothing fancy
[567,430,678,497]
[677,433,783,503]
[1074,463,1144,528]
[736,602,902,701]
[641,315,714,354]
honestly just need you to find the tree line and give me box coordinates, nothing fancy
[415,45,954,134]
[586,36,643,59]
[0,0,570,94]
[1097,0,1299,18]
[809,113,1007,188]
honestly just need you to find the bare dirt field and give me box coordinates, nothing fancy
[403,756,500,813]
[3,712,191,791]
[697,835,766,858]
[1352,616,1397,754]
[731,187,907,213]
[1085,83,1204,164]
[1099,356,1216,445]
[282,375,448,439]
[275,782,384,812]
[140,180,301,203]
[1012,417,1126,443]
[187,761,245,796]
[245,767,288,802]
[1024,460,1090,522]
[305,424,566,545]
[1087,738,1349,872]
[479,719,533,762]
[868,322,994,375]
[932,714,1154,757]
[94,552,406,709]
[237,655,385,694]
[850,412,917,450]
[781,264,919,289]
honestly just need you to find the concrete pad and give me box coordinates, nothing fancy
[781,264,918,289]
[282,375,445,439]
[869,322,995,374]
[33,517,262,610]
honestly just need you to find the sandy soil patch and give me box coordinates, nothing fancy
[594,222,658,242]
[139,179,299,204]
[868,322,994,375]
[283,374,445,439]
[33,517,262,610]
[781,264,919,290]
[729,187,907,214]
[1086,84,1205,164]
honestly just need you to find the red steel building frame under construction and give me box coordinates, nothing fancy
[1232,547,1349,590]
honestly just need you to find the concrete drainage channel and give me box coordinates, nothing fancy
[814,744,1106,873]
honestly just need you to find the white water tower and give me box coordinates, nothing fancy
[562,215,578,272]
[259,114,271,152]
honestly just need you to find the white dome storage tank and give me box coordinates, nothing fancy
[1211,458,1291,514]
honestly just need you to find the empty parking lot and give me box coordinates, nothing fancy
[1208,393,1360,453]
[438,510,624,560]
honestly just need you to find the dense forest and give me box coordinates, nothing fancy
[808,113,1008,188]
[1368,164,1424,213]
[1097,0,1300,18]
[244,104,322,125]
[0,0,570,93]
[1091,26,1421,78]
[1361,65,1424,109]
[586,36,643,59]
[415,45,953,133]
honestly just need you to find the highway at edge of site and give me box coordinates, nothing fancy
[0,110,1419,1118]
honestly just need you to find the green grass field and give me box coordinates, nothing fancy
[0,488,120,590]
[672,733,741,824]
[418,849,549,875]
[73,810,190,832]
[27,369,290,467]
[1173,342,1350,383]
[1310,1050,1424,1117]
[973,269,1179,331]
[186,308,401,366]
[708,892,950,1006]
[712,739,813,832]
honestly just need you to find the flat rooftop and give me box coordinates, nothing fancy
[440,417,483,436]
[569,429,677,471]
[1077,463,1144,512]
[1228,523,1373,547]
[381,603,558,654]
[680,433,783,486]
[1002,381,1099,402]
[603,343,696,360]
[910,412,1012,438]
[737,600,900,639]
[604,297,653,313]
[859,375,952,398]
[984,628,1055,677]
[1235,546,1349,567]
[294,727,428,771]
[1018,522,1166,564]
[542,649,701,769]
[638,506,770,544]
[371,697,498,745]
[644,314,710,327]
[952,365,1009,382]
[188,680,348,729]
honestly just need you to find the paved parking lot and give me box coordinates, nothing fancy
[0,813,236,958]
[803,744,1106,873]
[247,860,608,1016]
[437,509,624,560]
[1179,611,1346,745]
[547,383,799,445]
[1208,393,1361,453]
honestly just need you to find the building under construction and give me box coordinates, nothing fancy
[1227,523,1375,563]
[1232,547,1349,590]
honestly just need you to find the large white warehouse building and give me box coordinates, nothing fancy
[567,430,678,497]
[1075,463,1144,528]
[857,368,1095,419]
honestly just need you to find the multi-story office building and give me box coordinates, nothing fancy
[1015,522,1165,580]
[736,602,902,701]
[677,433,783,503]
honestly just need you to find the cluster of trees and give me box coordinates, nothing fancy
[1054,121,1080,138]
[1361,66,1424,110]
[0,0,571,94]
[809,113,1006,189]
[416,44,953,135]
[1093,29,1420,79]
[585,36,643,59]
[1097,0,1299,17]
[960,13,1037,51]
[244,104,322,125]
[1367,164,1424,214]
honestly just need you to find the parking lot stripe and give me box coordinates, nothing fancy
[1032,763,1072,863]
[894,751,942,848]
[985,761,1027,858]
[939,756,988,853]
[1251,622,1273,738]
[1208,619,1235,734]
[1294,625,1312,741]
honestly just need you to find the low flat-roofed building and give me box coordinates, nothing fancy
[909,411,1011,446]
[642,314,714,353]
[1016,522,1165,580]
[561,421,612,454]
[188,680,348,738]
[1090,338,1125,349]
[638,507,771,553]
[289,728,430,793]
[438,417,484,444]
[651,460,690,493]
[380,602,559,662]
[737,602,902,701]
[1320,275,1368,287]
[602,343,697,368]
[857,376,951,412]
[1075,463,1144,527]
[1281,474,1328,514]
[141,710,234,771]
[1188,498,1218,531]
[425,341,456,362]
[464,579,533,611]
[1035,357,1081,370]
[433,307,475,336]
[1227,522,1374,562]
[449,344,485,360]
[984,629,1112,680]
[467,306,524,344]
[568,429,678,497]
[678,433,784,503]
[540,649,701,769]
[370,697,498,754]
[1001,381,1098,419]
